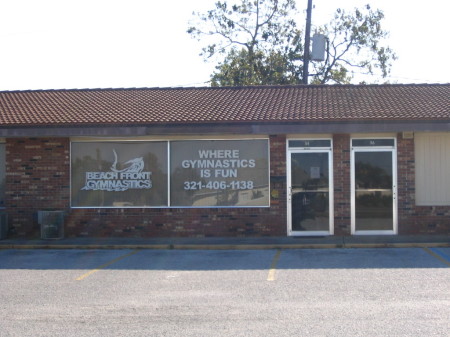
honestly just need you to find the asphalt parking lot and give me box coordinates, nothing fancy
[1,247,449,337]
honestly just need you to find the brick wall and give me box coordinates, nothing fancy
[5,136,287,238]
[5,138,70,237]
[330,133,450,236]
[397,134,450,235]
[4,134,449,238]
[333,134,351,235]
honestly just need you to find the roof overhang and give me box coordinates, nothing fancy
[0,120,449,138]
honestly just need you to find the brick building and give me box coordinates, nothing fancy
[0,84,449,238]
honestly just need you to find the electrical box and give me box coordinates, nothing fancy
[311,34,326,61]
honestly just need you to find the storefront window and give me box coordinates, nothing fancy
[71,139,270,208]
[170,140,269,207]
[71,141,168,207]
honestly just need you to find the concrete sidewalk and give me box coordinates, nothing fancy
[0,235,448,250]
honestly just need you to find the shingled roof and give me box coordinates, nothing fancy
[0,84,449,127]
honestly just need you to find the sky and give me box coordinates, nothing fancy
[0,0,448,91]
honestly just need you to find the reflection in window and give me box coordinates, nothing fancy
[71,142,168,207]
[170,140,269,207]
[354,151,393,231]
[290,152,330,231]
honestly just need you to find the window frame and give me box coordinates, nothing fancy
[70,138,270,209]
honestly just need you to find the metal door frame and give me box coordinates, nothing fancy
[350,138,397,235]
[287,140,334,236]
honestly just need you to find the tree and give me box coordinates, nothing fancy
[187,0,396,86]
[310,5,396,84]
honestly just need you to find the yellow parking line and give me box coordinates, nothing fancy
[423,247,450,267]
[76,250,140,281]
[267,249,282,281]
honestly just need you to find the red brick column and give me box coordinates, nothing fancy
[5,138,70,237]
[268,134,287,235]
[333,134,351,235]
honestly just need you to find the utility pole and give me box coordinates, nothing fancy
[302,0,313,84]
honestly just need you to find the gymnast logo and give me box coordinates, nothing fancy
[82,150,152,192]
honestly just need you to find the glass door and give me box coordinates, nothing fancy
[287,140,333,236]
[351,139,397,234]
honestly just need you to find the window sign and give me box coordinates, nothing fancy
[170,140,269,207]
[0,143,5,208]
[71,142,168,207]
[289,140,331,148]
[352,139,395,147]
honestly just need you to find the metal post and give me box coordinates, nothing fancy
[302,0,313,84]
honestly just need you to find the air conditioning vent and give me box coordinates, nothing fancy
[0,213,7,239]
[38,211,64,239]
